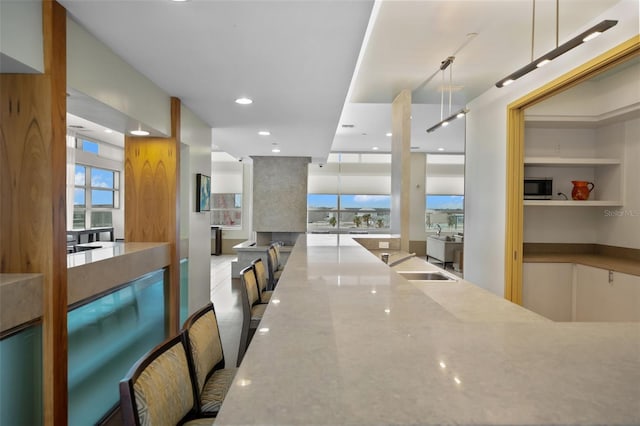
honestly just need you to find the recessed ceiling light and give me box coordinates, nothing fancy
[235,97,253,105]
[258,130,270,136]
[437,147,445,151]
[130,129,150,136]
[386,132,392,137]
[341,124,355,128]
[272,148,281,153]
[104,129,113,134]
[372,147,379,151]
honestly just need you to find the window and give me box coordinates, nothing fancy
[425,195,464,232]
[81,139,99,154]
[307,194,390,232]
[307,194,338,231]
[211,194,242,227]
[74,165,119,229]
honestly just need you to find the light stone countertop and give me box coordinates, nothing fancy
[524,252,640,276]
[1,243,171,334]
[1,273,43,335]
[215,234,640,426]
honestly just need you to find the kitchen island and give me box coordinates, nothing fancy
[215,234,640,425]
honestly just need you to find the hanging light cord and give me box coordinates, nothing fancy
[440,68,445,121]
[448,62,453,116]
[555,0,559,48]
[531,0,536,62]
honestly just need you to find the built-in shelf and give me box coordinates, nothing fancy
[523,200,623,207]
[524,157,621,166]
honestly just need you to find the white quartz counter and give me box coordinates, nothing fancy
[1,243,171,335]
[215,234,640,425]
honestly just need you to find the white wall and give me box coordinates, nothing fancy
[181,106,213,315]
[464,0,639,297]
[598,117,640,248]
[526,61,640,119]
[67,17,171,136]
[0,0,43,73]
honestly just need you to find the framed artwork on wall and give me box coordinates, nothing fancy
[196,173,211,212]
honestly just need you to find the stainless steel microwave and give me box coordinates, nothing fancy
[524,178,553,199]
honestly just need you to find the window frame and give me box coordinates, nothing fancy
[73,164,120,229]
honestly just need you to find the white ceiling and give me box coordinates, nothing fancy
[60,0,625,159]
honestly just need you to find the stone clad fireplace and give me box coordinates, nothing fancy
[252,156,310,246]
[232,156,310,276]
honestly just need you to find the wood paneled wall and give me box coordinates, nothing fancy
[124,98,181,334]
[0,1,68,424]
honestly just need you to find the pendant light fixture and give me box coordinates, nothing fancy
[130,123,149,136]
[426,56,469,133]
[495,0,617,88]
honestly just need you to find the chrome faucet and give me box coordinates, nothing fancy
[436,224,442,236]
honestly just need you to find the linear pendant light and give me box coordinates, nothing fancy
[495,19,618,88]
[426,107,469,133]
[426,56,469,133]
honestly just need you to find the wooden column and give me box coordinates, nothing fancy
[124,98,181,335]
[0,1,68,424]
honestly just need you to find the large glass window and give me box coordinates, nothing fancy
[307,194,390,232]
[341,195,390,230]
[307,194,338,231]
[211,194,242,227]
[425,195,464,232]
[74,165,119,229]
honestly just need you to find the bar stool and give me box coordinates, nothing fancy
[266,244,283,291]
[182,302,236,417]
[237,264,267,366]
[252,258,273,303]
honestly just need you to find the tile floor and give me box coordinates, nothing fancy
[209,254,243,367]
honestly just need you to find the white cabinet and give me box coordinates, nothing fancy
[575,265,640,322]
[522,263,573,321]
[523,262,640,322]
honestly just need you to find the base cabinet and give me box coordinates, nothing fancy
[575,265,640,322]
[523,263,573,321]
[523,263,640,322]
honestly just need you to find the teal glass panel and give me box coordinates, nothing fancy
[67,269,166,426]
[180,258,189,325]
[0,324,43,426]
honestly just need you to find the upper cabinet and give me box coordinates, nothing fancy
[523,58,639,207]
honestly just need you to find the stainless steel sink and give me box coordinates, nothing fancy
[397,271,456,281]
